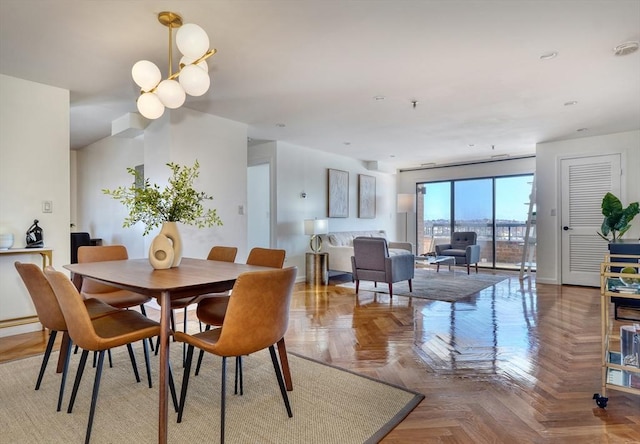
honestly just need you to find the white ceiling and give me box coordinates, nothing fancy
[1,1,639,170]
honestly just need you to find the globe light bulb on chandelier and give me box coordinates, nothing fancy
[132,11,216,120]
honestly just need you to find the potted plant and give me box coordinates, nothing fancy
[103,160,222,268]
[596,192,639,242]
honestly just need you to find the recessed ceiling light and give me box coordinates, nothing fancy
[343,142,351,146]
[577,127,588,132]
[275,123,286,128]
[390,155,396,158]
[540,51,558,60]
[613,41,639,56]
[468,144,475,148]
[564,101,578,106]
[373,96,385,101]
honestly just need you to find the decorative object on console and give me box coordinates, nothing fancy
[328,169,349,218]
[103,160,222,269]
[25,219,44,248]
[304,219,328,253]
[132,11,217,120]
[358,174,376,219]
[0,232,14,250]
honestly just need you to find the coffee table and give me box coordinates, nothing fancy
[415,255,456,272]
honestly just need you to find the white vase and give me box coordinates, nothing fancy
[149,234,175,270]
[160,221,182,267]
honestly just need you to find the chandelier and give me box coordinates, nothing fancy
[132,11,216,120]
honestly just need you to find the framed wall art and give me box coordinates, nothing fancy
[358,174,376,218]
[328,169,349,218]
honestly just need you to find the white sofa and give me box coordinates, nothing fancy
[317,230,413,273]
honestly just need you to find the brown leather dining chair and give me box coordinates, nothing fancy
[175,266,297,443]
[14,262,120,412]
[155,246,238,362]
[44,266,173,444]
[194,247,293,392]
[77,245,152,313]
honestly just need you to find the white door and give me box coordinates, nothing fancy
[247,162,271,249]
[561,154,621,286]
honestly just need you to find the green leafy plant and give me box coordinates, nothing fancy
[103,160,223,235]
[596,192,639,241]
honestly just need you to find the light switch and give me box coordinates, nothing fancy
[42,201,53,213]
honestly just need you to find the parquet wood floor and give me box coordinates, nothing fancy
[2,272,639,443]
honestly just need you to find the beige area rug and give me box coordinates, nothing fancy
[0,344,423,443]
[338,267,509,302]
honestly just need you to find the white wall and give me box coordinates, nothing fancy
[0,74,70,336]
[76,108,249,263]
[76,136,146,257]
[268,141,399,275]
[536,130,640,284]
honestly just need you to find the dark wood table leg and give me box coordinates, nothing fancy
[158,290,170,444]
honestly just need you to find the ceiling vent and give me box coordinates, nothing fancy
[613,41,639,56]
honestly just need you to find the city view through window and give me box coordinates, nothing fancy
[417,174,535,270]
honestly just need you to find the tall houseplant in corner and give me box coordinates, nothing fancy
[103,160,222,269]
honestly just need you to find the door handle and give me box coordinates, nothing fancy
[563,226,572,231]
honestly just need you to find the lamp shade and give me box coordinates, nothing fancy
[137,92,165,119]
[304,219,329,236]
[131,60,161,92]
[179,64,210,96]
[176,23,210,59]
[397,193,416,213]
[155,79,186,109]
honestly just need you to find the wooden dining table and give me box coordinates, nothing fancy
[64,257,273,444]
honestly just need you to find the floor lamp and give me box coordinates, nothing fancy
[397,193,416,249]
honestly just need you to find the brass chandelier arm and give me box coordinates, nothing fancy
[140,49,218,94]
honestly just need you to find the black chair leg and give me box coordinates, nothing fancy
[57,335,73,412]
[268,345,292,418]
[142,338,152,388]
[68,349,89,413]
[183,307,188,367]
[85,350,105,444]
[195,324,211,376]
[108,349,113,368]
[36,330,57,390]
[168,363,179,413]
[126,343,141,383]
[220,356,227,444]
[177,345,195,423]
[234,356,243,395]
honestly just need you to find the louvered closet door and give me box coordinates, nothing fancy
[561,154,621,286]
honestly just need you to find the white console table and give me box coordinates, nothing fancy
[0,247,53,328]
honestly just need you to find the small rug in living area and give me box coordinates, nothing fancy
[0,346,423,443]
[338,267,509,302]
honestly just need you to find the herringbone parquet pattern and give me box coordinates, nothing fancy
[2,271,639,443]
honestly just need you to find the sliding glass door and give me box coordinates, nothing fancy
[416,174,534,270]
[454,178,493,267]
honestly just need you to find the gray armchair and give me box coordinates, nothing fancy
[435,231,481,274]
[351,237,414,298]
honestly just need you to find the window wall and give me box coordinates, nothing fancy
[417,174,534,270]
